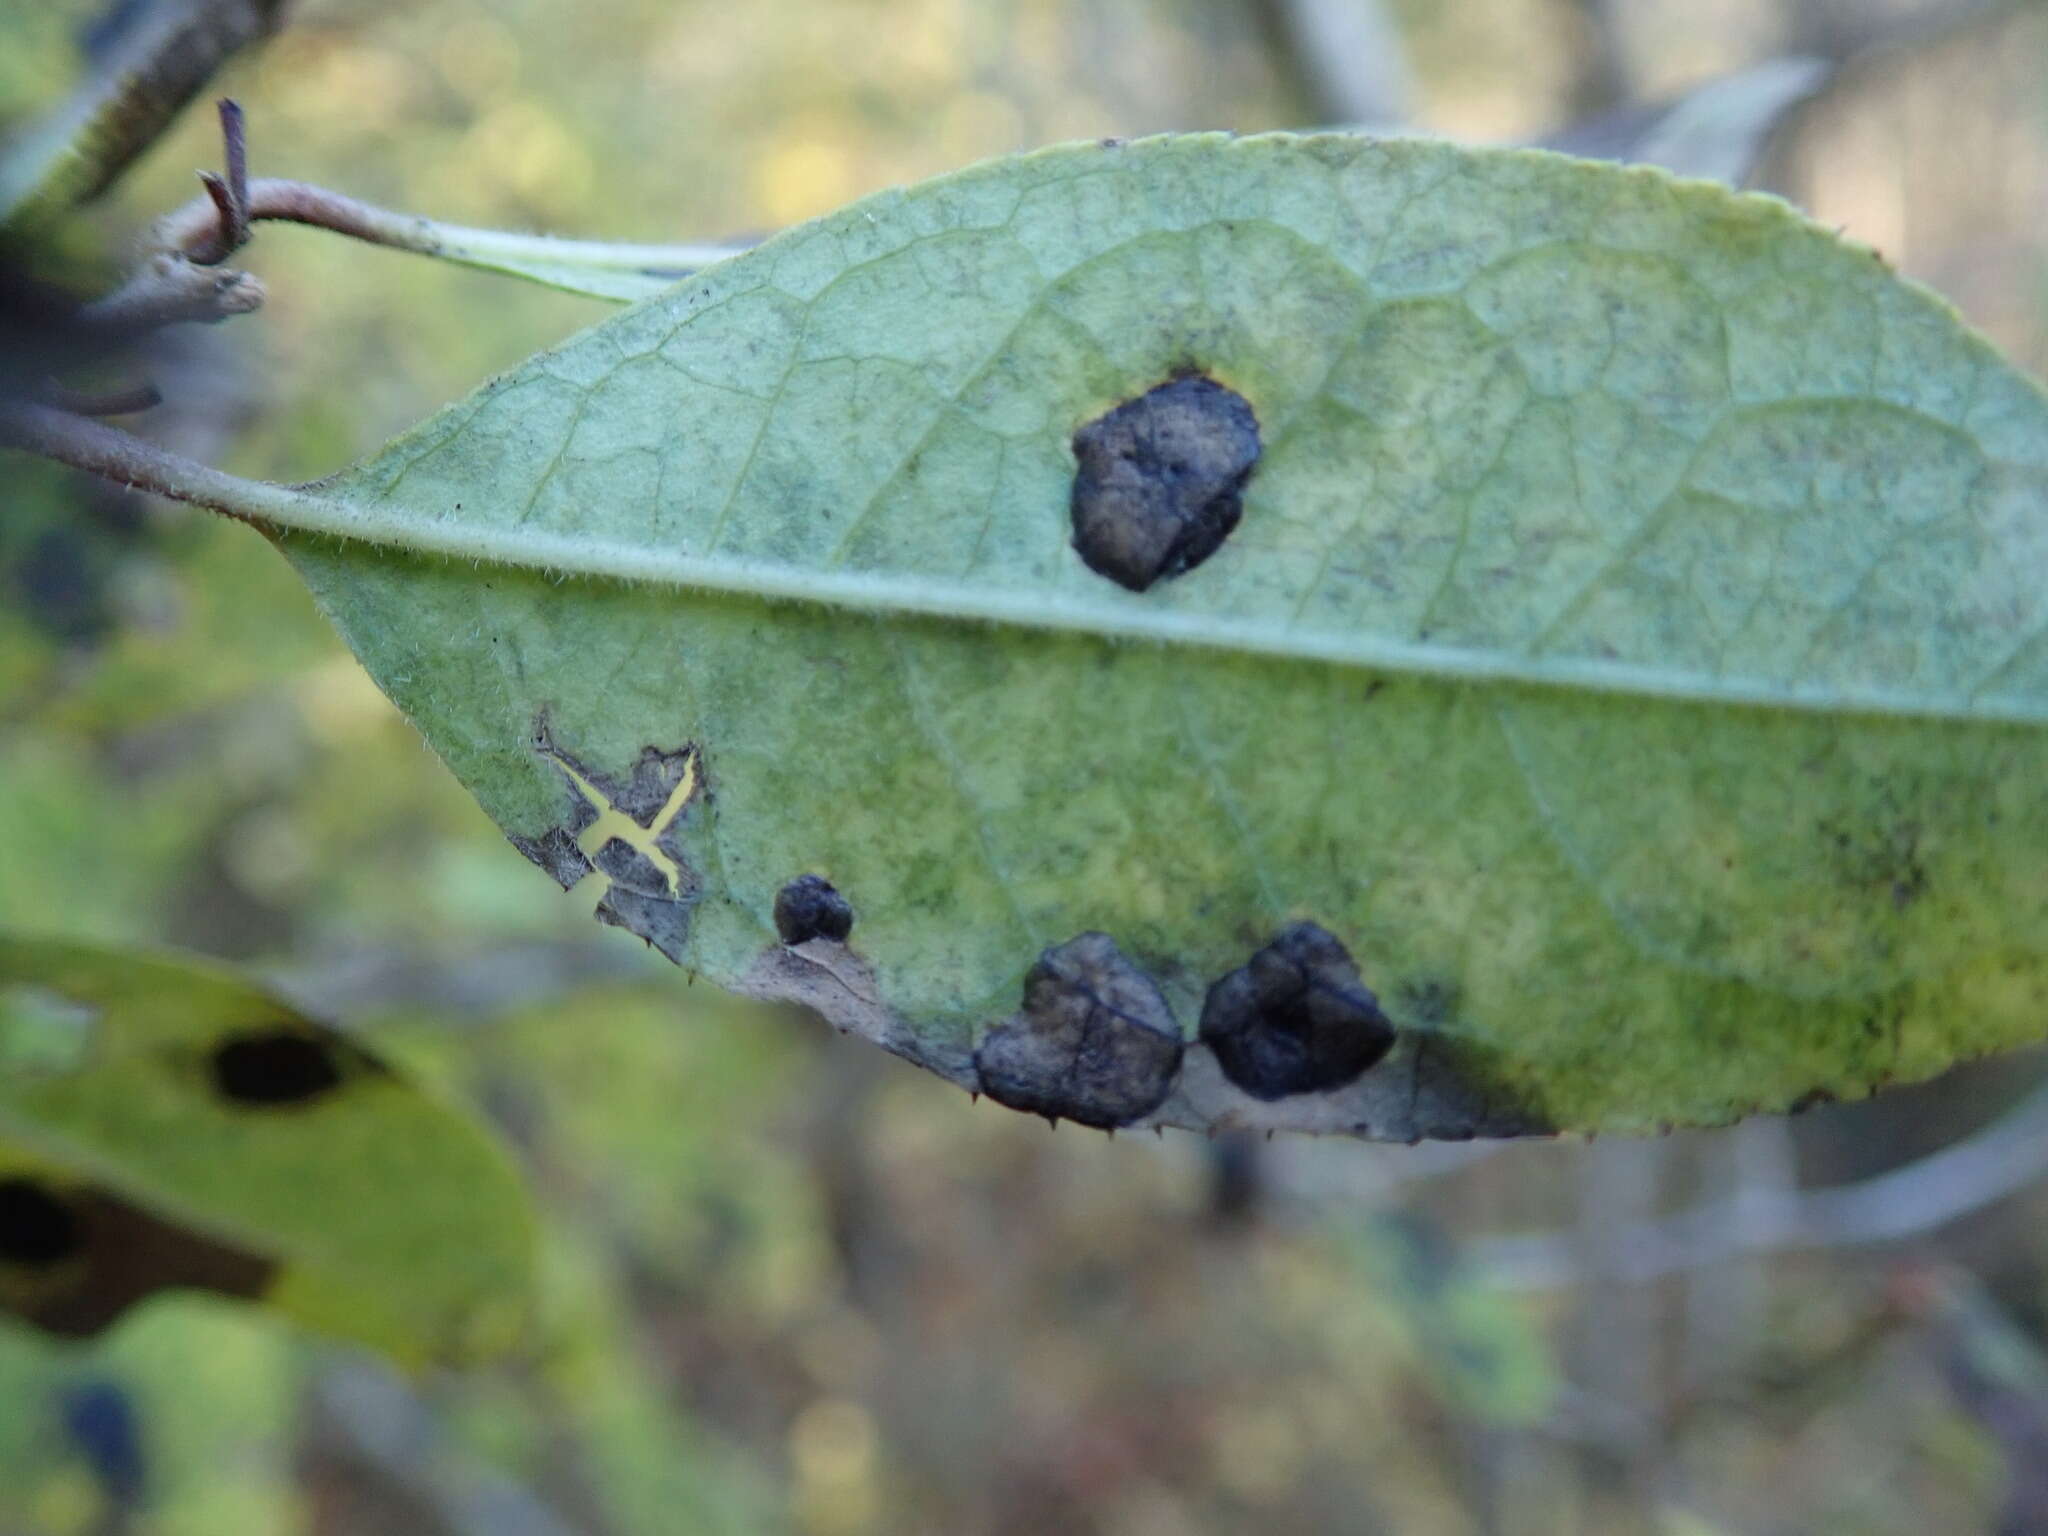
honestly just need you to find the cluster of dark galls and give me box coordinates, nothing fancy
[771,370,1405,1131]
[989,373,1404,1124]
[977,924,1397,1129]
[774,871,1399,1131]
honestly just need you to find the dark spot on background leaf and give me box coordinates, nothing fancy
[0,1183,275,1338]
[975,932,1184,1129]
[0,1178,82,1266]
[1069,374,1261,592]
[774,874,854,944]
[1200,922,1396,1100]
[209,1028,356,1106]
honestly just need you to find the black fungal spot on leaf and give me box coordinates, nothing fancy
[975,932,1184,1129]
[1200,923,1397,1100]
[774,874,854,945]
[209,1026,382,1108]
[0,1178,81,1266]
[0,1181,275,1338]
[1069,374,1261,592]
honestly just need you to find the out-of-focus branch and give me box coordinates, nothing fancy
[1570,1138,1664,1475]
[1681,1117,1794,1387]
[1268,1137,1513,1205]
[0,0,288,233]
[1539,2,2024,189]
[0,397,309,526]
[1562,0,1635,117]
[272,939,654,1020]
[1893,1260,2048,1534]
[1786,0,2023,62]
[304,1361,584,1536]
[1248,0,1415,127]
[1538,57,1832,187]
[1474,1077,2048,1291]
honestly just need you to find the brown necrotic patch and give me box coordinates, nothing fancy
[974,932,1184,1129]
[1200,923,1397,1101]
[0,1177,275,1338]
[514,716,706,964]
[774,874,854,945]
[1069,374,1261,592]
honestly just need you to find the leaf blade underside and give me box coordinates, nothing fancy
[274,132,2048,1138]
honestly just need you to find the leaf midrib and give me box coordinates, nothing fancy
[261,131,2047,729]
[268,482,2048,725]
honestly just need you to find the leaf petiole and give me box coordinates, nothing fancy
[157,172,750,302]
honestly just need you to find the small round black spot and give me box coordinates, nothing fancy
[974,932,1184,1129]
[0,1178,82,1267]
[209,1029,345,1107]
[773,874,854,945]
[1070,375,1261,592]
[1200,922,1396,1101]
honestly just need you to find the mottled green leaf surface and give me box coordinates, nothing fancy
[0,935,534,1360]
[271,132,2048,1138]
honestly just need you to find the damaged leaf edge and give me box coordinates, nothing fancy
[733,937,1553,1143]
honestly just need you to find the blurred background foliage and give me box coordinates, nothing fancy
[5,0,2048,1531]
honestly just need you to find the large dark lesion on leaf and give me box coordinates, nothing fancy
[974,932,1185,1129]
[1164,930,1555,1140]
[1070,374,1262,592]
[508,714,705,964]
[1200,922,1397,1100]
[0,1175,276,1339]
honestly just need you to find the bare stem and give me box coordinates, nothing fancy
[79,252,264,336]
[158,174,747,288]
[0,399,312,526]
[218,97,249,232]
[1473,1073,2048,1290]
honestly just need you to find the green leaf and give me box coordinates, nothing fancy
[261,132,2048,1138]
[0,934,535,1362]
